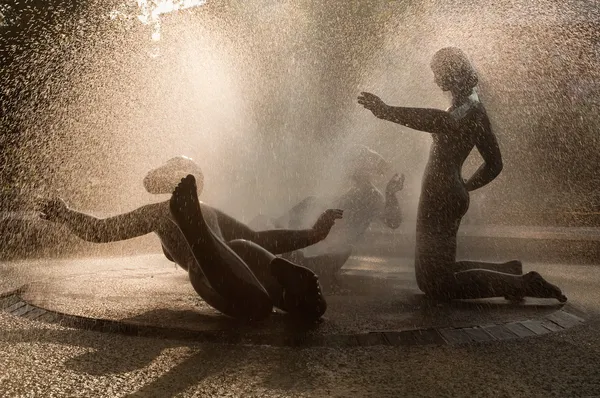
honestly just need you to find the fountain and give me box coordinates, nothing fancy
[0,0,598,343]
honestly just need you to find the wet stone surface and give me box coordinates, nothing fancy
[0,254,584,346]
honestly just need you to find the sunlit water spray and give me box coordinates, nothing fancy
[137,0,207,41]
[110,0,207,42]
[4,0,597,232]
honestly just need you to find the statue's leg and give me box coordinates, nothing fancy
[453,260,523,275]
[415,193,565,302]
[414,222,457,296]
[225,239,282,306]
[449,186,523,273]
[415,225,565,301]
[170,175,273,321]
[418,255,566,302]
[450,269,567,302]
[271,257,328,319]
[227,239,327,319]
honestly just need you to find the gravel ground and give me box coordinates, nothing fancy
[1,312,599,397]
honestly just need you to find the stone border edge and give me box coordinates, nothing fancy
[0,289,585,348]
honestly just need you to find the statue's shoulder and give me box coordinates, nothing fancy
[449,91,482,121]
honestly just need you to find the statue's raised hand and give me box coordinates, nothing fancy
[37,198,68,223]
[357,92,388,118]
[312,209,344,240]
[386,173,405,195]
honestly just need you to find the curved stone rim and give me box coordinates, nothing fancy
[0,287,585,347]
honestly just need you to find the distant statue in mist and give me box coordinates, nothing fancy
[358,47,567,302]
[38,156,345,321]
[250,145,404,277]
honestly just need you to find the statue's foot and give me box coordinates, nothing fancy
[169,175,203,235]
[270,257,327,320]
[504,294,525,303]
[504,260,523,275]
[503,261,524,301]
[524,271,567,303]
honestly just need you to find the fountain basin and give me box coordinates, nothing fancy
[0,254,585,347]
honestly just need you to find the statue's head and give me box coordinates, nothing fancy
[345,145,390,180]
[143,155,204,195]
[430,47,478,94]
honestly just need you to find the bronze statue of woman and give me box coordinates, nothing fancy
[358,47,566,302]
[39,157,344,321]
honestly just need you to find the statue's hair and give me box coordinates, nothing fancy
[430,47,478,91]
[345,145,390,176]
[143,155,204,194]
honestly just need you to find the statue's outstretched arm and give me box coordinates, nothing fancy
[358,92,459,134]
[39,199,163,243]
[215,208,343,254]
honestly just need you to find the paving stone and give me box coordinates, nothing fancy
[382,332,409,346]
[96,320,129,334]
[411,329,446,345]
[546,311,584,329]
[356,332,388,346]
[322,334,359,347]
[384,331,428,346]
[22,308,47,320]
[53,314,72,327]
[463,327,495,342]
[282,333,323,347]
[58,316,85,329]
[439,328,473,345]
[520,320,551,335]
[398,331,423,346]
[36,311,59,323]
[108,321,138,334]
[540,319,564,332]
[5,301,26,313]
[482,325,519,340]
[12,304,36,317]
[505,322,536,338]
[562,311,585,323]
[0,295,21,310]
